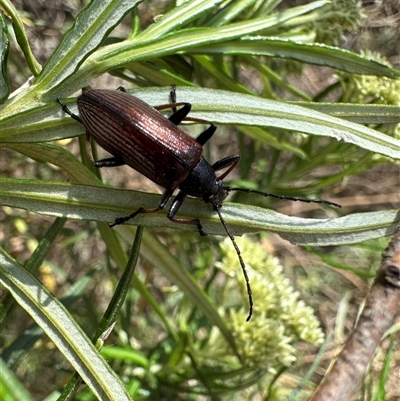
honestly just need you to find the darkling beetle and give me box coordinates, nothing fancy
[58,86,341,321]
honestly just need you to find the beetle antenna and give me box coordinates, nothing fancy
[213,204,253,322]
[224,187,341,208]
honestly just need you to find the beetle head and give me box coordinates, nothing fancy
[205,185,229,209]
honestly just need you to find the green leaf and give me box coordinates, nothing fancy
[0,248,132,401]
[100,346,149,367]
[36,0,144,92]
[0,0,41,76]
[0,358,35,401]
[3,142,101,185]
[0,177,398,246]
[0,10,10,102]
[1,88,399,160]
[205,0,259,27]
[93,227,143,343]
[188,38,400,78]
[112,59,197,87]
[153,88,400,159]
[0,100,82,143]
[292,102,400,124]
[136,0,225,40]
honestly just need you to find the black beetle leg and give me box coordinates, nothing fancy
[110,189,174,228]
[167,191,207,237]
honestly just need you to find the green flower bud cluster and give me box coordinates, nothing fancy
[315,0,363,45]
[349,52,400,106]
[216,236,324,369]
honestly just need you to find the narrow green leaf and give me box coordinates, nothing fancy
[0,249,132,401]
[0,99,82,142]
[4,142,101,185]
[292,102,400,124]
[285,334,333,401]
[373,335,395,401]
[0,10,10,102]
[37,0,143,92]
[238,125,308,158]
[134,88,400,159]
[244,55,312,100]
[306,248,376,278]
[205,0,258,27]
[189,38,400,78]
[94,227,143,342]
[0,357,36,401]
[136,0,225,40]
[0,0,41,76]
[191,54,253,94]
[112,60,197,87]
[100,346,149,367]
[252,0,283,18]
[2,88,398,159]
[0,178,398,246]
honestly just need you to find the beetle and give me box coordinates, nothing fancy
[58,86,341,321]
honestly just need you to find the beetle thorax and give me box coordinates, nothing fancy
[179,157,227,205]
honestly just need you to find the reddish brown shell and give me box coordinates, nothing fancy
[77,89,203,189]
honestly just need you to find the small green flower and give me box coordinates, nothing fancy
[340,51,400,106]
[216,236,324,369]
[337,52,400,137]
